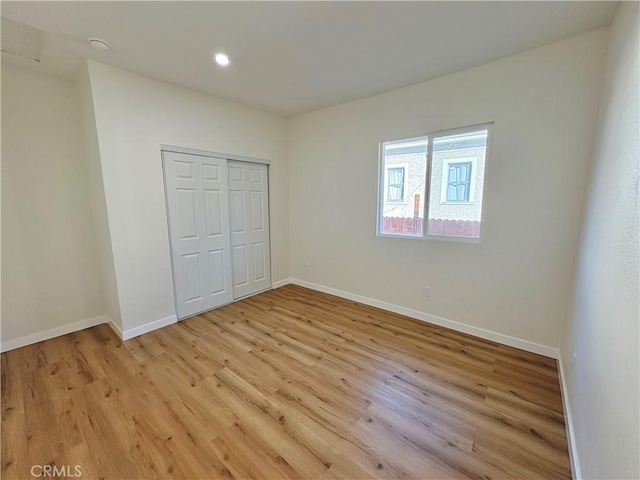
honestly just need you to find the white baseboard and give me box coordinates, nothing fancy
[557,354,581,479]
[289,278,558,359]
[114,314,178,341]
[1,278,556,358]
[107,319,124,339]
[1,315,110,353]
[272,278,292,289]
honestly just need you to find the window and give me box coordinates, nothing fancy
[387,167,405,201]
[377,125,490,240]
[379,138,427,237]
[446,162,472,202]
[440,157,478,204]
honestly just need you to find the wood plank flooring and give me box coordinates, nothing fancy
[1,285,571,479]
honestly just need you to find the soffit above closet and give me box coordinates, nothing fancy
[1,1,618,117]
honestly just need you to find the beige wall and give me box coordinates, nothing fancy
[561,3,639,479]
[86,61,289,335]
[1,63,105,343]
[288,28,609,349]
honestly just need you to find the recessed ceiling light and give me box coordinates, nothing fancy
[89,38,110,51]
[215,53,230,66]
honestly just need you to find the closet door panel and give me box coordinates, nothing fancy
[164,151,233,319]
[228,161,271,299]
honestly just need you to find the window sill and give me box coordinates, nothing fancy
[376,231,482,243]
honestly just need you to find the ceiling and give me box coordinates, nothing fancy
[1,1,618,117]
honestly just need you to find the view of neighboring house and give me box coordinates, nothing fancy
[381,129,487,238]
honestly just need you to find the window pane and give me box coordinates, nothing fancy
[387,168,405,201]
[428,129,488,238]
[445,162,473,202]
[388,168,404,185]
[388,184,403,201]
[379,136,427,236]
[447,184,457,202]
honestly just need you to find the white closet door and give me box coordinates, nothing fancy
[163,151,233,319]
[228,161,271,299]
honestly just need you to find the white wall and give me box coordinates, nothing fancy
[76,64,123,330]
[86,61,289,335]
[561,3,639,479]
[1,63,105,344]
[288,28,609,350]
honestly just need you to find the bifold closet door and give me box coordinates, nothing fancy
[228,161,271,299]
[163,151,233,319]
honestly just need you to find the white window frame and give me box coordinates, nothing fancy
[376,122,493,242]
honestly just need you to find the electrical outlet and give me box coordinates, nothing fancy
[422,286,430,297]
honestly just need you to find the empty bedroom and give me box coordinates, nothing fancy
[1,1,638,479]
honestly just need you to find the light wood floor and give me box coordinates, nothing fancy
[1,285,571,479]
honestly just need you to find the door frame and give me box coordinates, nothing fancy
[161,145,272,321]
[162,144,271,165]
